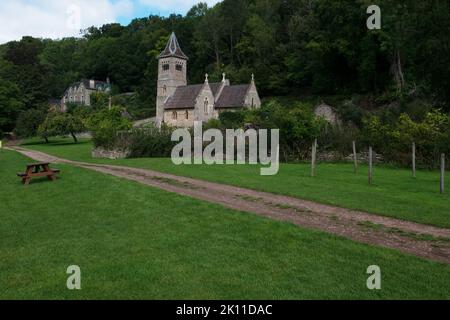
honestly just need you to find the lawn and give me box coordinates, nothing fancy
[1,149,450,299]
[21,138,450,228]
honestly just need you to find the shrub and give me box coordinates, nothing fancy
[127,124,176,158]
[358,110,450,168]
[319,123,360,157]
[219,111,245,129]
[87,106,132,148]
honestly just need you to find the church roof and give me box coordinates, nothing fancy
[215,85,250,108]
[209,82,223,97]
[158,32,189,60]
[164,84,204,110]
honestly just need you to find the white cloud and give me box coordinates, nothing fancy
[138,0,220,13]
[0,0,134,44]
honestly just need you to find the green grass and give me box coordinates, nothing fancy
[21,138,450,228]
[1,149,450,299]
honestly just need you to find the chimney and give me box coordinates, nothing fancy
[89,80,95,89]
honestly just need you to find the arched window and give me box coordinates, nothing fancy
[204,98,209,114]
[163,85,167,94]
[172,111,177,120]
[251,98,254,108]
[163,64,170,71]
[185,111,189,119]
[176,64,183,71]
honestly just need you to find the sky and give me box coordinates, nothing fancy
[0,0,221,44]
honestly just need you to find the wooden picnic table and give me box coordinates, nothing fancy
[17,162,60,185]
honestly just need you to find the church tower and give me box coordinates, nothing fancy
[156,32,188,126]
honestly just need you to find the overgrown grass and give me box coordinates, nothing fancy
[1,149,450,299]
[21,138,450,228]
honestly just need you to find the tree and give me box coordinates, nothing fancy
[0,78,24,133]
[38,112,85,143]
[3,37,49,108]
[14,108,47,138]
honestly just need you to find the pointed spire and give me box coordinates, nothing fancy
[251,74,255,82]
[205,73,209,83]
[158,32,189,60]
[222,73,226,82]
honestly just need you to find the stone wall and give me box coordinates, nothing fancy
[317,151,384,163]
[163,109,195,127]
[314,104,340,125]
[92,147,130,160]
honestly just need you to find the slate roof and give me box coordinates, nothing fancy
[215,85,250,109]
[164,83,252,110]
[158,32,189,60]
[81,79,110,90]
[209,82,223,97]
[63,79,110,96]
[164,84,204,110]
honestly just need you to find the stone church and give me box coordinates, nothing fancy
[156,32,261,127]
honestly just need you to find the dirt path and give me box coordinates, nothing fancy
[8,146,450,264]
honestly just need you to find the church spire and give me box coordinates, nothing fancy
[158,32,189,60]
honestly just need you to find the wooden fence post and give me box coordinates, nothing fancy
[311,139,317,177]
[353,141,358,174]
[368,146,373,185]
[412,142,416,178]
[441,153,445,194]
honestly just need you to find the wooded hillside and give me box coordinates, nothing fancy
[0,0,449,134]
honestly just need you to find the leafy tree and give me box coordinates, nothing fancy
[0,78,24,133]
[38,112,85,143]
[14,108,47,138]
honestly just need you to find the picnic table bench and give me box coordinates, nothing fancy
[17,162,60,185]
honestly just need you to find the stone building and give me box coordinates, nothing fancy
[61,79,111,111]
[314,102,341,126]
[156,32,261,127]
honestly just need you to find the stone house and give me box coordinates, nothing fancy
[61,79,111,111]
[156,32,261,127]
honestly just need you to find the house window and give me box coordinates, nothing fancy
[185,111,189,119]
[163,64,170,71]
[251,98,254,108]
[176,64,183,71]
[172,111,177,120]
[204,98,209,114]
